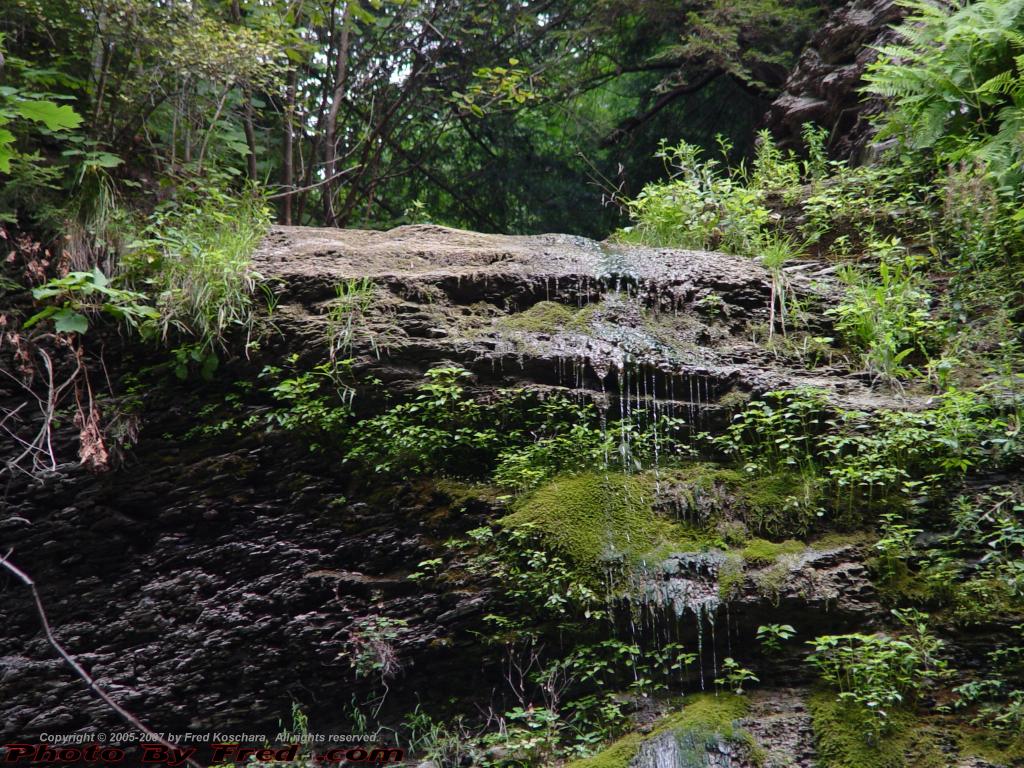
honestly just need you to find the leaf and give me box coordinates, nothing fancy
[53,308,89,334]
[200,352,220,381]
[0,139,14,174]
[15,100,83,131]
[22,304,57,329]
[85,151,123,168]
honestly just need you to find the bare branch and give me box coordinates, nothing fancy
[0,553,204,768]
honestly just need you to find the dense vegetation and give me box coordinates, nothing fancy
[4,0,1024,767]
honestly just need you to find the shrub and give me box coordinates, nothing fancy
[828,238,940,380]
[618,138,769,254]
[127,176,272,355]
[806,610,948,737]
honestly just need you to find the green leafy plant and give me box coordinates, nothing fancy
[127,176,271,354]
[806,610,948,738]
[864,0,1024,189]
[873,512,922,583]
[0,32,83,176]
[618,138,770,254]
[327,277,378,359]
[347,615,407,683]
[24,267,158,335]
[756,623,796,654]
[828,238,939,380]
[715,657,759,695]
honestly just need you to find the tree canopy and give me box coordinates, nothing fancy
[1,0,829,238]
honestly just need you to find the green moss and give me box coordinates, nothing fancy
[951,575,1024,624]
[501,301,581,333]
[655,693,750,737]
[564,732,643,768]
[740,538,805,564]
[739,471,820,538]
[716,389,752,411]
[809,691,945,768]
[812,531,876,550]
[719,551,746,600]
[662,463,820,539]
[567,694,757,768]
[501,472,708,576]
[960,728,1024,765]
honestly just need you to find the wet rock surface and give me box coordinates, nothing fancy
[256,225,915,415]
[1,225,912,748]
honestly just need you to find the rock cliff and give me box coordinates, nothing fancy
[0,226,980,766]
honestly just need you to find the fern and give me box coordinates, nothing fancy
[864,0,1024,188]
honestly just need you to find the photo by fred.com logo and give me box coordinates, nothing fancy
[1,741,405,765]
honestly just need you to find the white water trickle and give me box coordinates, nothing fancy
[618,363,629,471]
[696,612,705,690]
[688,375,696,426]
[724,603,732,659]
[709,612,717,686]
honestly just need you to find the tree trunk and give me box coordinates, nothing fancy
[323,1,353,226]
[231,0,260,181]
[282,68,297,225]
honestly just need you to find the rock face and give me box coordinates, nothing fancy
[256,225,903,414]
[764,0,905,161]
[0,226,897,753]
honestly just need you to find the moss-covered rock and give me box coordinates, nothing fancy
[500,471,709,578]
[566,694,759,768]
[741,538,805,564]
[500,300,581,333]
[565,732,644,768]
[809,691,946,768]
[655,463,820,539]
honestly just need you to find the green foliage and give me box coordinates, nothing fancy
[185,355,353,447]
[346,366,506,477]
[756,623,796,654]
[0,33,82,177]
[954,633,1024,742]
[828,239,940,380]
[127,178,271,354]
[23,267,158,335]
[807,610,948,737]
[618,138,769,254]
[455,524,607,623]
[715,657,759,695]
[327,278,377,359]
[864,0,1024,188]
[873,512,922,584]
[808,691,946,768]
[347,615,407,682]
[492,419,605,493]
[712,387,1009,527]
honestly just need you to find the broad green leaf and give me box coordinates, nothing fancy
[0,128,15,173]
[15,100,83,131]
[53,308,89,334]
[85,151,122,168]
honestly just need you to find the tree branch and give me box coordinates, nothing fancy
[0,554,203,768]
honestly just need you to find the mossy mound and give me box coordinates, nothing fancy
[566,694,756,768]
[741,537,805,564]
[565,732,643,768]
[501,472,708,577]
[501,300,584,333]
[960,729,1024,766]
[658,463,820,540]
[809,691,946,768]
